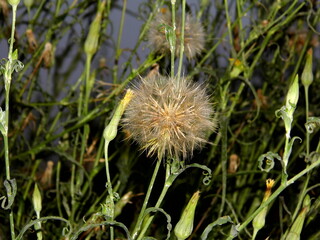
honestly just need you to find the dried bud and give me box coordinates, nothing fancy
[42,42,55,68]
[174,191,200,240]
[0,0,9,18]
[252,179,275,239]
[26,28,38,52]
[301,48,313,88]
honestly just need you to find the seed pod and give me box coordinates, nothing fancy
[285,195,311,240]
[174,191,200,240]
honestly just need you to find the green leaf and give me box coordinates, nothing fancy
[1,179,17,210]
[200,216,234,240]
[12,49,18,61]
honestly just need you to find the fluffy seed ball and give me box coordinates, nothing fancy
[148,9,205,59]
[123,75,216,160]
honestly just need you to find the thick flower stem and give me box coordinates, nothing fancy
[136,174,172,240]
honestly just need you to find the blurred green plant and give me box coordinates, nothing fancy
[0,0,320,239]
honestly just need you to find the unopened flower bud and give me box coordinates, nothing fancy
[84,1,105,57]
[24,0,33,9]
[252,179,275,239]
[174,191,200,240]
[8,0,20,7]
[285,195,310,240]
[114,191,133,218]
[286,74,299,114]
[229,58,245,79]
[103,89,134,142]
[301,48,313,88]
[32,183,42,218]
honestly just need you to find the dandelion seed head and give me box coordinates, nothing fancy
[123,75,216,160]
[148,10,205,59]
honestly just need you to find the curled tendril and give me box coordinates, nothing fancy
[202,171,212,185]
[138,2,152,21]
[143,207,172,240]
[12,59,24,73]
[309,152,320,164]
[258,152,281,172]
[0,179,17,210]
[305,117,320,133]
[113,192,120,201]
[70,219,131,240]
[16,216,72,240]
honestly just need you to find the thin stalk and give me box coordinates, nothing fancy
[132,159,162,240]
[104,141,115,240]
[113,0,127,84]
[136,173,172,240]
[170,0,176,78]
[177,0,185,78]
[304,86,310,157]
[286,85,312,231]
[3,4,19,239]
[224,0,236,58]
[219,115,228,216]
[56,160,63,217]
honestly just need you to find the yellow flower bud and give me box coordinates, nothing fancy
[252,179,275,240]
[103,89,134,142]
[174,191,200,240]
[229,58,245,79]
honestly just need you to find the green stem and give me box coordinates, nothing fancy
[3,4,19,239]
[224,0,236,58]
[177,0,185,78]
[104,140,115,240]
[132,159,162,240]
[170,0,176,78]
[304,86,310,157]
[136,175,172,240]
[226,156,320,240]
[285,85,312,234]
[219,115,228,216]
[113,0,127,84]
